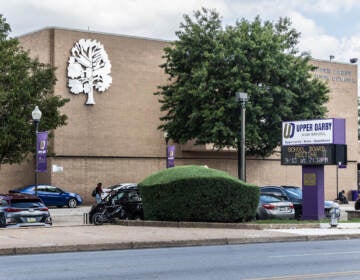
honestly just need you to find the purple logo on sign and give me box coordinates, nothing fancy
[37,131,48,172]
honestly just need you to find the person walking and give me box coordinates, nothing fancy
[95,182,103,204]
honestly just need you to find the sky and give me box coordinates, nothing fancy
[2,0,360,63]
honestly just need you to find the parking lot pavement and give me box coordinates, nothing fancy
[49,206,91,226]
[48,206,91,215]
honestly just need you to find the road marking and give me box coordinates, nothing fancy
[248,270,360,279]
[271,250,360,258]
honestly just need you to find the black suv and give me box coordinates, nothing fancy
[89,184,143,224]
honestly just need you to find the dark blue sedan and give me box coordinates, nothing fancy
[10,185,83,208]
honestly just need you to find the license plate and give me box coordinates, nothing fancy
[27,217,36,223]
[279,207,288,212]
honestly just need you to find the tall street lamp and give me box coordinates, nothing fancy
[32,106,42,196]
[164,131,169,168]
[235,92,248,181]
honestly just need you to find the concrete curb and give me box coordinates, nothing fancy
[114,220,321,229]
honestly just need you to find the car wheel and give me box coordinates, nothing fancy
[93,212,104,225]
[133,215,142,221]
[67,198,78,208]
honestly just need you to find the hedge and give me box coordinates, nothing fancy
[139,165,259,222]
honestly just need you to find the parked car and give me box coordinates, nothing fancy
[89,183,143,224]
[256,194,295,220]
[10,185,83,208]
[260,185,337,219]
[0,193,52,227]
[101,183,138,199]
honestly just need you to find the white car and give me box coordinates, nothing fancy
[101,183,138,199]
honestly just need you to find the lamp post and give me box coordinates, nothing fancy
[164,131,169,168]
[31,106,42,196]
[235,92,248,181]
[350,58,358,64]
[336,161,343,200]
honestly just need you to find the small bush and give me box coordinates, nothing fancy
[139,165,259,222]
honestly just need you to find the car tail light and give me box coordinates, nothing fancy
[39,207,48,211]
[289,203,294,209]
[262,204,275,210]
[5,208,22,212]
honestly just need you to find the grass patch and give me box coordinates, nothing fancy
[339,218,360,223]
[250,219,330,224]
[251,218,360,224]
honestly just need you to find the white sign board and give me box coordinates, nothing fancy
[282,119,334,146]
[52,164,64,173]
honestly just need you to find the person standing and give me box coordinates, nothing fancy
[95,182,103,204]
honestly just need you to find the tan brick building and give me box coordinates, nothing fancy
[0,28,358,204]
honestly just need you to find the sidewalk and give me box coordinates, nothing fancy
[1,222,360,256]
[0,204,359,256]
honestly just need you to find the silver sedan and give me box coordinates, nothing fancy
[256,194,295,220]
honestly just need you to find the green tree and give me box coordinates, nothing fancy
[155,8,329,157]
[0,15,69,165]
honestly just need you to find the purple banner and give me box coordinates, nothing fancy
[37,131,48,172]
[167,145,175,168]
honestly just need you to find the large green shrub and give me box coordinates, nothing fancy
[139,165,259,222]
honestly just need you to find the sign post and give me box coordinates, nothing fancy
[281,118,346,220]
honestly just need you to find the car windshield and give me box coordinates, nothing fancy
[108,185,122,191]
[44,186,62,193]
[103,190,125,203]
[10,199,44,208]
[112,192,125,201]
[107,184,137,191]
[13,186,33,191]
[260,195,283,203]
[283,187,302,199]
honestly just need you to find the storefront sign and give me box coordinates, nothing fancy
[313,67,356,84]
[281,144,347,165]
[282,119,334,146]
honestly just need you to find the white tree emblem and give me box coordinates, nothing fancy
[67,39,112,105]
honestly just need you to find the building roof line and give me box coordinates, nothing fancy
[17,26,171,43]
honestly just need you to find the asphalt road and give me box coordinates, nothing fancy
[2,239,360,280]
